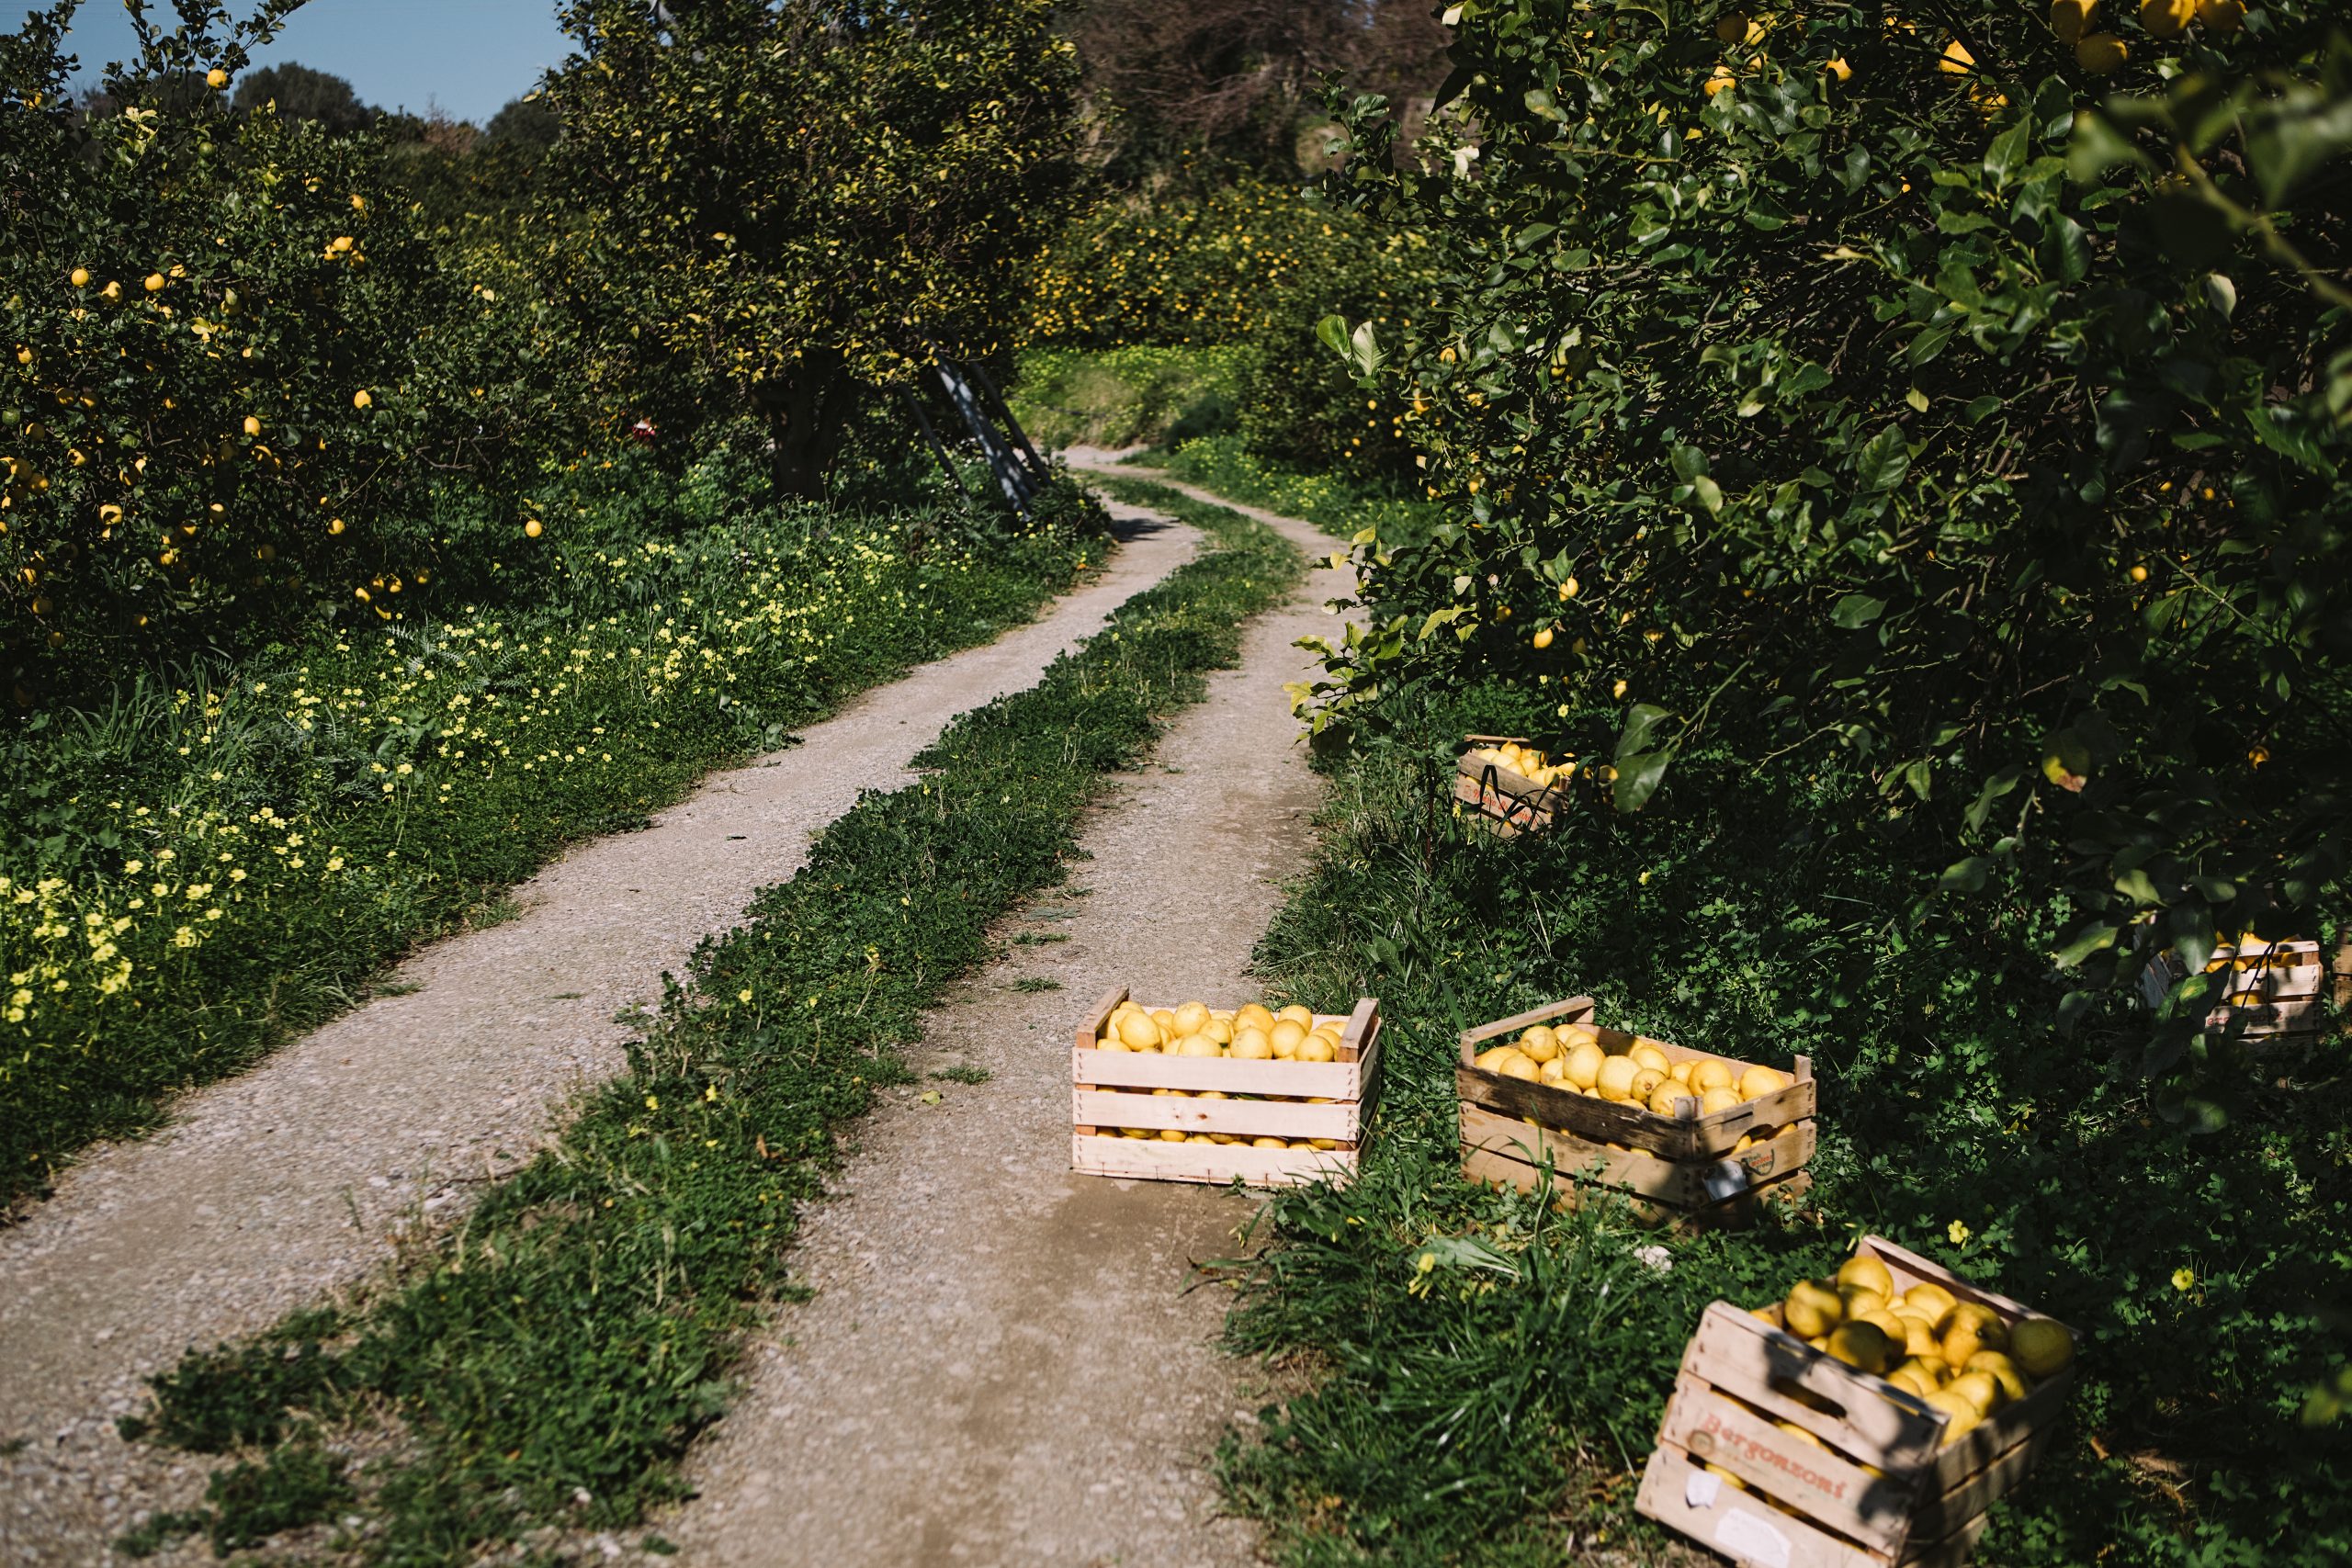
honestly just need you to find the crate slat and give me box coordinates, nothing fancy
[1070,1133,1358,1187]
[1455,735,1562,835]
[1638,1446,1992,1568]
[1460,1103,1815,1207]
[1072,1089,1361,1141]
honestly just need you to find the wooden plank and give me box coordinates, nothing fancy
[1660,1374,1919,1554]
[1074,1047,1365,1101]
[1461,1147,1812,1230]
[1070,1133,1357,1188]
[1461,1104,1815,1207]
[1074,1089,1358,1141]
[1637,1443,1883,1568]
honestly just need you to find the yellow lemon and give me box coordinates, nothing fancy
[1629,1041,1671,1073]
[69,266,90,288]
[1175,1033,1220,1058]
[1772,1418,1826,1450]
[1474,1045,1522,1073]
[1203,1017,1233,1044]
[1667,1059,1695,1084]
[1172,1001,1211,1036]
[2010,1317,2075,1380]
[1826,1322,1895,1375]
[1251,1136,1286,1149]
[1888,1362,1940,1399]
[1703,63,1736,96]
[206,67,228,88]
[1498,1052,1540,1081]
[1235,1003,1275,1033]
[1116,1012,1161,1050]
[1159,1128,1187,1143]
[1295,1034,1338,1064]
[1826,53,1852,81]
[1597,1055,1640,1100]
[2050,0,2096,40]
[1648,1078,1698,1117]
[1095,1032,1129,1052]
[1538,1056,1568,1085]
[1628,1066,1667,1105]
[2197,0,2243,28]
[1701,1086,1743,1116]
[1926,1389,1983,1443]
[2138,0,2192,34]
[1941,1308,2007,1371]
[1737,1065,1790,1100]
[1901,1315,1941,1360]
[1558,1022,1602,1052]
[2075,30,2128,71]
[1939,38,1974,73]
[1150,1009,1176,1032]
[1278,1004,1315,1028]
[1904,1281,1958,1326]
[1837,1254,1895,1300]
[1565,1042,1606,1089]
[1516,1025,1560,1063]
[1946,1370,2004,1416]
[1783,1279,1846,1339]
[1965,1351,2030,1405]
[1270,1019,1308,1055]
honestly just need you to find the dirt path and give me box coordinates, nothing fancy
[640,466,1348,1567]
[0,514,1200,1563]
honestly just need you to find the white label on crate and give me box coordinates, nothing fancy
[1702,1159,1749,1201]
[1714,1510,1793,1568]
[1683,1468,1722,1509]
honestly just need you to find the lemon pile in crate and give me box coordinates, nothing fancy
[1071,987,1382,1188]
[1639,1235,2077,1568]
[1457,997,1816,1224]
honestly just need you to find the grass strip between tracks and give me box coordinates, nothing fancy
[117,482,1301,1562]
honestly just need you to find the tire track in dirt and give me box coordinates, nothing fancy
[639,465,1351,1568]
[0,513,1200,1563]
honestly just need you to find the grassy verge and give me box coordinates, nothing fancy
[117,490,1304,1562]
[1153,434,1439,546]
[1006,344,1244,451]
[0,461,1108,1203]
[1209,674,2352,1568]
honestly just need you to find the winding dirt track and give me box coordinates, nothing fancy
[638,463,1353,1568]
[0,510,1201,1563]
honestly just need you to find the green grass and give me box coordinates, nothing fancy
[1153,434,1440,547]
[0,460,1111,1203]
[119,488,1306,1562]
[1006,344,1244,451]
[1206,676,2352,1568]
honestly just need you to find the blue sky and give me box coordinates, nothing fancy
[23,0,573,125]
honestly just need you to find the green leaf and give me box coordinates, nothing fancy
[1611,748,1673,813]
[1832,592,1885,628]
[1617,702,1672,758]
[1852,424,1911,492]
[1315,314,1351,361]
[2067,109,2152,183]
[1940,855,1991,893]
[2053,920,2120,967]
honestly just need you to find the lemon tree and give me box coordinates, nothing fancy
[1307,0,2352,1065]
[0,1,554,700]
[538,0,1085,496]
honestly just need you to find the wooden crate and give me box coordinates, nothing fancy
[1071,988,1382,1188]
[2137,934,2349,1041]
[1636,1235,2075,1568]
[1457,996,1815,1224]
[1454,734,1564,837]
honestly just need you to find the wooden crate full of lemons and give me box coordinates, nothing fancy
[1073,988,1382,1187]
[1454,735,1572,836]
[1458,996,1815,1222]
[1638,1236,2078,1568]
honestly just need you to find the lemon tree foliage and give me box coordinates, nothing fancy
[540,0,1085,496]
[0,1,545,700]
[1309,0,2352,1066]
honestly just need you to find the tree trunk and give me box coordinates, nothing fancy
[760,348,854,500]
